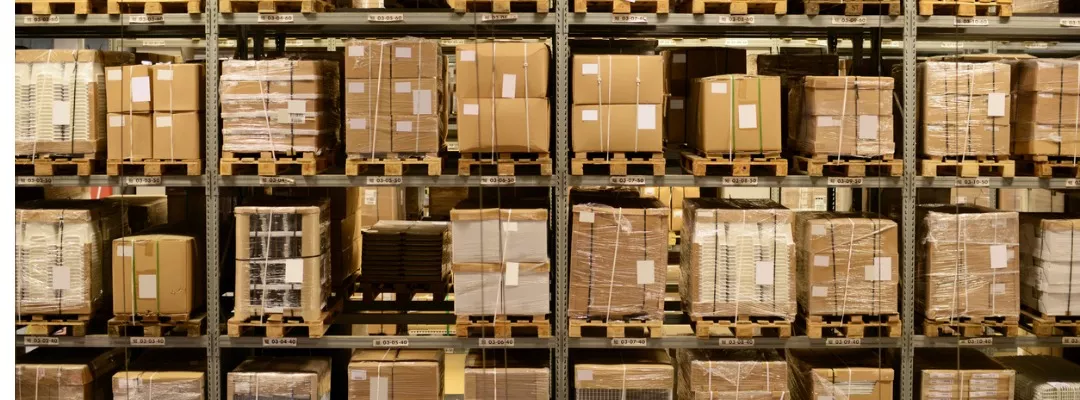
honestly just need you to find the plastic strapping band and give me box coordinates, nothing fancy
[495,209,513,319]
[128,65,135,160]
[634,55,640,152]
[621,363,627,400]
[490,41,497,160]
[148,371,156,399]
[1068,221,1076,315]
[734,362,741,400]
[289,61,296,155]
[372,41,386,159]
[734,210,746,318]
[259,211,274,313]
[523,44,531,153]
[1072,62,1080,164]
[707,360,714,400]
[757,77,764,154]
[258,63,277,160]
[836,77,850,162]
[69,50,80,156]
[838,218,856,317]
[605,207,623,323]
[129,238,137,321]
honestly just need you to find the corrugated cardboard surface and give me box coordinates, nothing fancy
[152,111,202,160]
[915,349,1016,400]
[227,357,331,400]
[795,213,899,316]
[677,349,787,400]
[108,113,154,160]
[690,75,782,155]
[464,350,549,400]
[574,350,673,390]
[112,234,200,316]
[106,65,153,113]
[571,104,664,152]
[456,98,550,153]
[1013,59,1080,157]
[789,349,895,400]
[572,54,665,105]
[152,63,204,112]
[16,349,123,400]
[112,371,205,400]
[795,76,896,157]
[455,42,550,99]
[919,62,1012,157]
[348,349,443,400]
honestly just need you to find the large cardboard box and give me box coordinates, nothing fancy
[571,104,664,152]
[456,98,550,153]
[681,199,797,320]
[782,188,828,211]
[1012,0,1058,12]
[450,206,548,263]
[795,213,899,316]
[152,112,202,160]
[919,62,1012,157]
[391,114,440,153]
[106,65,153,113]
[347,350,443,400]
[677,349,787,400]
[690,75,782,155]
[453,262,550,315]
[111,235,201,317]
[344,39,392,79]
[795,76,895,157]
[916,349,1016,400]
[391,39,441,79]
[455,42,550,99]
[107,113,154,160]
[227,357,330,400]
[17,349,122,400]
[112,371,205,400]
[1013,59,1080,157]
[152,63,204,112]
[572,55,665,105]
[917,205,1019,320]
[1019,214,1080,316]
[789,350,894,400]
[465,350,550,400]
[345,79,393,155]
[575,350,674,399]
[391,78,440,116]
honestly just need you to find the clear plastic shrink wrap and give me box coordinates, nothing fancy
[233,199,331,323]
[919,62,1012,157]
[16,200,124,315]
[347,349,443,400]
[227,357,331,400]
[220,59,339,154]
[788,349,895,400]
[570,191,668,320]
[1011,0,1059,13]
[575,350,674,400]
[1019,214,1080,316]
[795,212,899,316]
[1012,59,1080,157]
[914,349,1015,400]
[680,198,796,320]
[917,205,1020,321]
[16,348,122,400]
[450,203,549,263]
[464,350,550,400]
[113,371,205,400]
[677,349,788,400]
[998,356,1080,400]
[795,76,895,158]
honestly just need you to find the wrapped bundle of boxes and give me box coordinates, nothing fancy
[685,74,786,176]
[227,357,331,400]
[229,199,334,337]
[1019,214,1080,333]
[343,38,444,159]
[451,199,551,337]
[915,349,1016,400]
[666,48,748,147]
[110,233,203,336]
[113,370,205,400]
[795,212,901,338]
[574,350,674,400]
[1012,59,1080,175]
[917,205,1020,337]
[677,349,789,400]
[569,191,668,337]
[347,350,443,400]
[999,356,1080,400]
[680,198,797,338]
[16,349,122,400]
[464,350,550,400]
[788,349,895,400]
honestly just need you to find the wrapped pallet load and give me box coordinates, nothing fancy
[914,349,1015,400]
[1019,214,1080,319]
[16,349,122,400]
[571,54,666,153]
[465,350,550,400]
[227,357,330,400]
[794,76,895,158]
[575,350,674,400]
[998,356,1080,400]
[919,61,1012,157]
[788,349,895,400]
[1012,59,1080,158]
[347,350,443,400]
[455,42,551,153]
[112,371,205,400]
[677,349,788,400]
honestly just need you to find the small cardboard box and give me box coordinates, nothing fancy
[390,78,440,116]
[152,112,202,160]
[456,42,550,99]
[106,65,153,113]
[152,63,204,112]
[572,54,665,105]
[107,113,153,160]
[111,235,200,316]
[391,39,441,79]
[690,75,782,155]
[574,350,674,394]
[345,78,393,155]
[17,349,123,400]
[457,98,550,153]
[344,39,392,79]
[112,371,205,400]
[571,104,664,152]
[347,350,443,400]
[390,114,440,153]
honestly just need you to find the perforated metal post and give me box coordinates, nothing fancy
[204,4,221,400]
[554,0,571,397]
[901,0,917,399]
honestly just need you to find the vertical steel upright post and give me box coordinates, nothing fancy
[204,4,221,400]
[554,1,570,399]
[901,0,917,400]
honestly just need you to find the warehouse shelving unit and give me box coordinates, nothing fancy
[14,1,1080,399]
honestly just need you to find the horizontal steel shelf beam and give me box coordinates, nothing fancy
[569,14,904,37]
[16,335,207,347]
[914,335,1080,348]
[15,175,206,187]
[915,176,1079,189]
[219,174,555,187]
[916,16,1080,40]
[219,12,555,35]
[218,335,553,348]
[570,336,902,349]
[15,14,205,37]
[571,175,903,187]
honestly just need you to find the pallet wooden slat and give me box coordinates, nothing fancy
[568,319,664,338]
[345,155,441,176]
[918,0,1012,16]
[1021,307,1080,337]
[107,0,201,13]
[571,152,665,176]
[803,314,901,339]
[15,0,98,14]
[804,0,900,16]
[919,157,1015,178]
[455,315,551,338]
[220,0,333,13]
[690,315,793,339]
[107,313,205,337]
[793,155,903,177]
[16,314,93,336]
[227,304,338,338]
[689,0,785,15]
[682,152,787,177]
[107,159,202,176]
[1016,156,1080,178]
[575,0,668,13]
[449,0,548,12]
[458,153,553,176]
[220,151,330,176]
[16,156,98,176]
[923,316,1019,338]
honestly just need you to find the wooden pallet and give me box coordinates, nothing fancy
[107,313,204,337]
[918,0,1012,17]
[449,0,548,12]
[16,155,98,176]
[919,156,1015,177]
[227,301,339,338]
[220,0,332,13]
[108,0,200,13]
[682,152,787,177]
[1021,307,1080,337]
[569,318,664,338]
[923,316,1020,337]
[219,151,329,176]
[803,314,901,339]
[571,152,665,176]
[107,159,201,176]
[574,0,668,13]
[1016,155,1080,178]
[793,155,903,177]
[345,154,441,176]
[15,0,100,14]
[16,314,92,336]
[804,0,901,15]
[689,315,793,339]
[458,153,552,176]
[455,315,551,338]
[688,0,785,14]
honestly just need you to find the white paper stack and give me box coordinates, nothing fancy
[1020,215,1080,316]
[998,356,1080,400]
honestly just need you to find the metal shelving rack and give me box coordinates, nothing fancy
[14,2,1080,400]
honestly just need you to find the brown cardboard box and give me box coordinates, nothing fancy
[677,349,788,400]
[782,188,828,211]
[457,98,550,153]
[575,350,674,396]
[152,64,204,112]
[572,55,665,105]
[17,349,123,400]
[344,39,392,79]
[690,75,782,155]
[1013,59,1080,157]
[922,123,1011,157]
[951,188,994,207]
[465,350,550,400]
[345,79,393,155]
[795,76,895,157]
[221,59,330,80]
[916,349,1016,400]
[112,371,205,400]
[347,350,443,400]
[923,94,1013,125]
[1012,0,1058,12]
[1014,92,1080,124]
[789,350,895,400]
[220,80,325,99]
[917,205,1019,320]
[455,42,550,99]
[391,39,441,79]
[352,187,405,229]
[920,62,1012,96]
[571,104,664,152]
[106,65,153,113]
[391,114,440,153]
[227,357,331,400]
[152,112,202,160]
[112,235,200,316]
[639,186,700,209]
[391,78,440,116]
[1016,59,1080,93]
[346,79,392,110]
[107,113,153,160]
[668,96,686,144]
[920,62,1012,157]
[795,213,899,316]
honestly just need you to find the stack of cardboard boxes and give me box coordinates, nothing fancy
[571,54,665,153]
[347,350,443,400]
[782,188,829,211]
[465,350,550,400]
[793,76,896,158]
[338,187,405,284]
[574,350,674,400]
[1019,214,1080,317]
[112,371,205,400]
[227,357,331,400]
[344,38,443,156]
[690,74,783,157]
[919,61,1012,157]
[916,349,1016,400]
[677,349,787,400]
[106,63,204,161]
[16,349,122,400]
[951,188,1065,212]
[455,42,551,153]
[999,356,1080,400]
[788,349,895,400]
[666,48,748,146]
[1012,59,1080,158]
[757,54,841,152]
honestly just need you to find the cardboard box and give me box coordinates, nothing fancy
[690,75,782,155]
[152,112,202,160]
[1013,59,1080,157]
[457,98,550,153]
[951,188,994,207]
[111,235,200,316]
[345,79,393,155]
[795,213,899,316]
[668,96,686,145]
[344,39,392,79]
[916,349,1016,400]
[677,349,787,400]
[917,205,1019,320]
[428,187,470,219]
[465,350,550,400]
[571,104,664,152]
[920,62,1012,157]
[1019,214,1080,316]
[574,350,674,397]
[789,350,895,400]
[227,357,331,400]
[152,63,204,112]
[347,350,443,400]
[795,76,895,157]
[572,55,665,105]
[781,188,828,211]
[922,123,1011,157]
[450,206,548,263]
[392,39,441,79]
[17,349,123,400]
[455,42,550,99]
[1012,0,1058,12]
[106,65,153,113]
[107,113,153,161]
[112,371,205,400]
[453,262,550,315]
[346,79,393,110]
[391,78,440,116]
[390,114,440,153]
[681,199,797,320]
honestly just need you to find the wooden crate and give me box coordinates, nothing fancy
[220,0,333,13]
[1016,155,1080,178]
[15,0,101,14]
[571,152,665,176]
[687,0,785,14]
[227,300,340,338]
[449,0,548,12]
[574,0,668,13]
[16,314,93,336]
[455,315,551,338]
[107,312,204,337]
[793,155,903,177]
[220,151,330,176]
[345,154,441,176]
[107,0,200,13]
[689,315,793,339]
[16,155,98,176]
[569,318,664,338]
[918,0,1012,16]
[458,153,552,176]
[919,156,1015,177]
[803,314,901,338]
[106,159,202,176]
[804,0,900,16]
[923,316,1019,338]
[682,152,787,177]
[1021,307,1080,337]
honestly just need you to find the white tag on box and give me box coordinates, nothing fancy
[505,262,519,287]
[396,121,413,132]
[755,261,774,285]
[118,245,133,257]
[858,115,879,140]
[110,115,124,128]
[670,99,684,110]
[395,82,411,93]
[582,63,598,75]
[349,118,367,130]
[865,263,892,281]
[138,274,157,298]
[459,50,475,62]
[364,189,378,205]
[738,104,758,129]
[157,69,173,81]
[395,47,411,58]
[579,211,595,223]
[992,283,1006,295]
[131,76,151,102]
[52,266,71,290]
[817,116,840,127]
[107,69,122,81]
[413,90,432,115]
[351,370,368,380]
[370,377,389,400]
[505,222,518,232]
[276,109,292,124]
[284,259,304,283]
[52,101,71,125]
[673,54,686,63]
[874,257,892,279]
[636,260,655,285]
[988,93,1007,117]
[814,255,830,267]
[582,109,598,121]
[463,104,479,116]
[348,46,365,57]
[990,244,1008,268]
[156,116,172,128]
[348,82,366,93]
[812,286,828,297]
[577,370,594,381]
[502,74,517,98]
[711,82,727,94]
[637,105,656,130]
[811,224,826,236]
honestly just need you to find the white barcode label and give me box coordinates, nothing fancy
[365,176,403,185]
[610,176,647,185]
[717,15,754,24]
[258,14,294,23]
[480,176,516,185]
[372,338,409,347]
[612,15,648,23]
[22,15,59,24]
[478,338,515,347]
[832,16,867,25]
[128,14,164,24]
[262,338,297,346]
[718,338,755,346]
[367,13,404,22]
[482,13,518,22]
[828,177,863,186]
[954,17,989,26]
[130,337,165,346]
[722,177,758,186]
[611,338,647,347]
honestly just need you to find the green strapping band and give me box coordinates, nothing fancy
[729,76,736,152]
[757,77,764,154]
